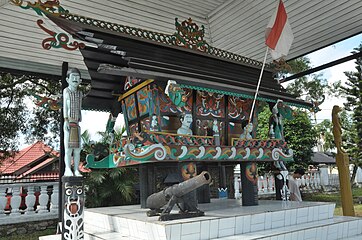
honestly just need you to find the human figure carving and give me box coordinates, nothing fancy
[150,114,159,131]
[240,123,253,140]
[63,68,83,177]
[269,99,293,140]
[213,119,220,145]
[177,113,193,135]
[332,105,345,154]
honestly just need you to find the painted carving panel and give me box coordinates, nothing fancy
[129,122,139,135]
[196,91,225,118]
[228,96,253,121]
[140,118,150,131]
[124,94,137,121]
[159,87,192,113]
[137,87,150,117]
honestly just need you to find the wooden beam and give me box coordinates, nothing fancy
[280,51,362,83]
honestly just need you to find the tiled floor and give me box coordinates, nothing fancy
[40,200,362,240]
[82,200,339,240]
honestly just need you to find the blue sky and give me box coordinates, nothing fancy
[305,33,362,123]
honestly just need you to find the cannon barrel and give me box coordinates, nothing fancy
[146,171,211,209]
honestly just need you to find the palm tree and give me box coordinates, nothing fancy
[82,127,138,207]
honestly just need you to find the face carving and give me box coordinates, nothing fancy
[66,73,81,89]
[64,182,83,216]
[182,113,193,126]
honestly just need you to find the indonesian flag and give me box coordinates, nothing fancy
[265,0,294,60]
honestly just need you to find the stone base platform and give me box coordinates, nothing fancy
[40,199,362,240]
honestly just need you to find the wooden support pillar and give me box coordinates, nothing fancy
[332,105,355,216]
[197,163,210,203]
[241,162,258,206]
[59,61,68,222]
[139,164,155,208]
[62,176,84,240]
[336,152,355,216]
[217,163,228,198]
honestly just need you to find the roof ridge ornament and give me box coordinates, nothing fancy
[61,13,267,68]
[174,18,209,52]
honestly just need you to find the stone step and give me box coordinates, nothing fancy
[82,200,336,240]
[214,216,362,240]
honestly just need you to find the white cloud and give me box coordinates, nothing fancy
[80,110,126,141]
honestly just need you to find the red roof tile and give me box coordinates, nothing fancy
[19,157,57,176]
[0,141,59,174]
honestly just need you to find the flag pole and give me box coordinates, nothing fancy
[248,46,269,125]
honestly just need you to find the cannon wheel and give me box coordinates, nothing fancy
[147,209,162,217]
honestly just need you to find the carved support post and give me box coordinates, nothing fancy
[51,184,59,214]
[62,176,84,240]
[11,187,22,215]
[37,185,49,214]
[139,165,148,208]
[280,170,290,201]
[332,105,355,216]
[25,186,36,214]
[241,162,258,206]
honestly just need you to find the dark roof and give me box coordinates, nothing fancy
[311,152,336,164]
[48,14,312,112]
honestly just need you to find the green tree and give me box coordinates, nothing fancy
[84,167,137,207]
[284,109,317,168]
[0,73,61,161]
[339,43,362,184]
[256,104,316,172]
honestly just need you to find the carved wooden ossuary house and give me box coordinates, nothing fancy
[48,13,312,206]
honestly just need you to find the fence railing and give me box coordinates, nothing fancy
[234,168,330,199]
[0,181,59,222]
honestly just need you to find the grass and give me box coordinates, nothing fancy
[0,228,56,240]
[303,187,362,217]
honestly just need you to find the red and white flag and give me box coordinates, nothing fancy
[265,0,294,60]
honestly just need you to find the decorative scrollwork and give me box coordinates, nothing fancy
[37,19,85,51]
[10,0,69,16]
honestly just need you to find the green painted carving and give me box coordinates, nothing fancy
[10,0,69,16]
[85,154,117,168]
[33,93,62,111]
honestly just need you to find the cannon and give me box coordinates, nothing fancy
[146,171,212,221]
